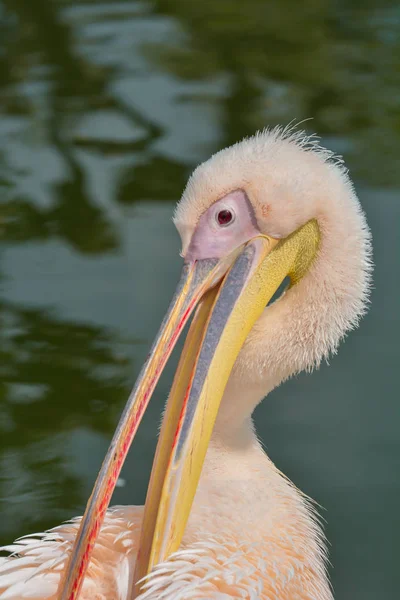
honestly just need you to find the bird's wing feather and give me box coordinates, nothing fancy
[0,513,330,600]
[0,506,142,600]
[135,533,330,600]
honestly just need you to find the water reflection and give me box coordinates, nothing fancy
[0,299,129,541]
[0,1,399,599]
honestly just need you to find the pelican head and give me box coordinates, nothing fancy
[61,127,371,599]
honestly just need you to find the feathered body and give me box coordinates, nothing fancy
[0,455,330,599]
[0,127,372,600]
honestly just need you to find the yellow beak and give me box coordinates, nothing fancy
[59,221,319,600]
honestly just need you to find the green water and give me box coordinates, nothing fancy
[0,1,399,598]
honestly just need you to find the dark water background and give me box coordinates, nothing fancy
[0,1,399,598]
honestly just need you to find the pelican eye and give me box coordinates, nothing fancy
[216,209,234,227]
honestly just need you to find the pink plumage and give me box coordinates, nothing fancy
[0,127,372,599]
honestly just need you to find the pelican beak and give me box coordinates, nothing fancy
[60,221,319,600]
[132,220,319,595]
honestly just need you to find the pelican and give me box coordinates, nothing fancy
[0,127,371,600]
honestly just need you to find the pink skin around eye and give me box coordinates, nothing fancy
[185,190,261,262]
